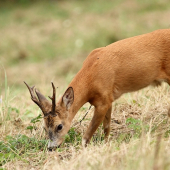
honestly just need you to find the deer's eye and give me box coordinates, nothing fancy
[56,124,63,131]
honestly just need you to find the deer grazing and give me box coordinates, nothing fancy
[25,29,170,150]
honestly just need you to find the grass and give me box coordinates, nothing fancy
[1,82,170,169]
[1,0,170,169]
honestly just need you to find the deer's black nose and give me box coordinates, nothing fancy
[48,146,59,152]
[48,148,53,152]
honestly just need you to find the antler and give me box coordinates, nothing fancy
[48,82,56,116]
[24,81,49,115]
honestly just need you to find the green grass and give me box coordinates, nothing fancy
[0,134,47,166]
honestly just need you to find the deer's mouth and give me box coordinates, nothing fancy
[47,139,62,151]
[48,144,61,152]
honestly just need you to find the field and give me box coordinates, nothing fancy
[1,0,170,169]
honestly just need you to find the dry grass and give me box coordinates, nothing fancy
[1,84,170,170]
[1,0,170,169]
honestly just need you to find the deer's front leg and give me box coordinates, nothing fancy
[82,105,110,147]
[103,107,112,141]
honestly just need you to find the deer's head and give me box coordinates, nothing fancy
[24,82,74,150]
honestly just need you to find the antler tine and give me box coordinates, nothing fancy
[50,82,56,114]
[24,81,42,108]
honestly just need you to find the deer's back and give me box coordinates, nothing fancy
[71,29,170,102]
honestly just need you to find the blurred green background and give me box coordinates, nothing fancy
[0,0,170,96]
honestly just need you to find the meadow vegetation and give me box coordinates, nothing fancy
[1,0,170,169]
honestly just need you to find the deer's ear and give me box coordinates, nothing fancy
[61,87,74,110]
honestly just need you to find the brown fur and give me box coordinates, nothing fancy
[27,29,170,148]
[45,116,55,127]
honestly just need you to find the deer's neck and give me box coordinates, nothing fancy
[67,72,90,122]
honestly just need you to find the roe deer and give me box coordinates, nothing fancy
[25,29,170,150]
